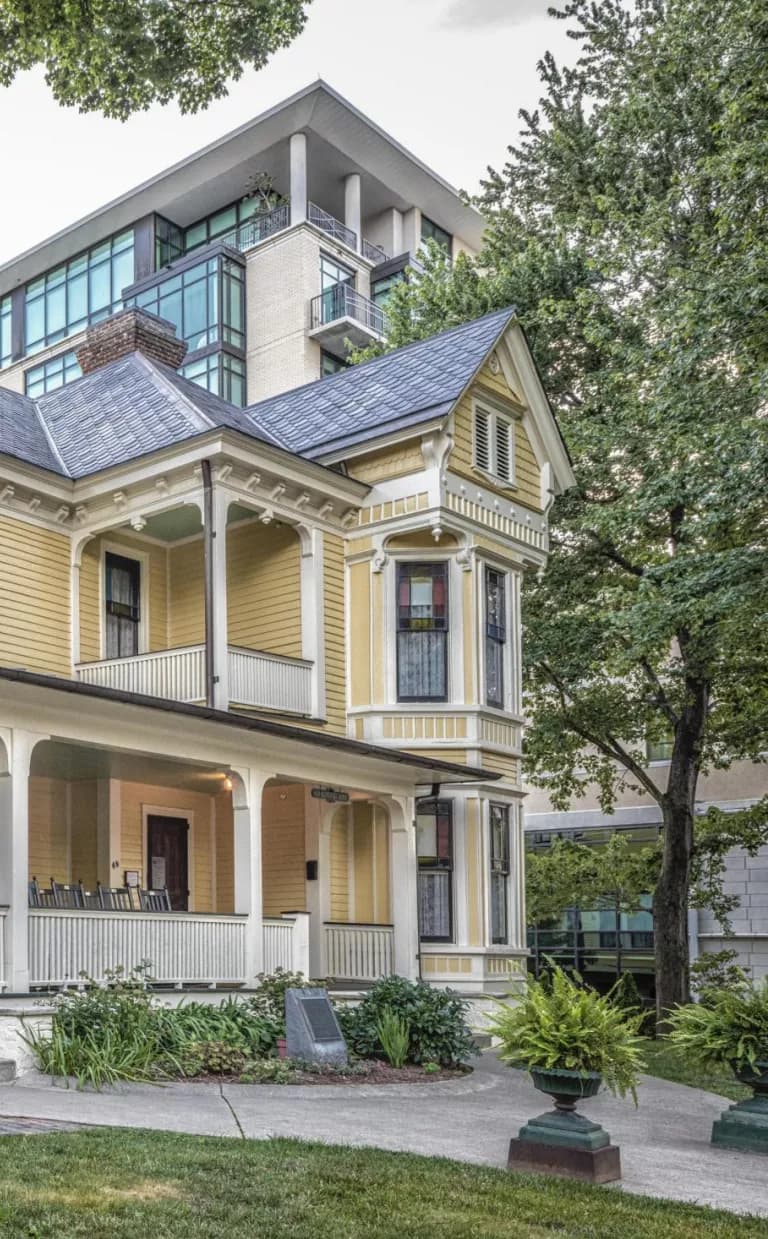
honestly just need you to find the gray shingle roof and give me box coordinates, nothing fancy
[0,307,515,479]
[0,387,65,474]
[245,307,515,458]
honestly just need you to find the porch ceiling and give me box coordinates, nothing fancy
[31,738,228,795]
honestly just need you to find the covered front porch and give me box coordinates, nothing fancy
[0,680,447,994]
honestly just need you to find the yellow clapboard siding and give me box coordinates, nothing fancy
[374,804,390,923]
[0,515,70,676]
[262,784,306,915]
[28,776,70,883]
[227,522,302,656]
[168,540,205,648]
[348,560,371,707]
[323,533,347,734]
[352,802,374,922]
[346,438,424,483]
[450,361,543,512]
[329,806,349,922]
[214,791,234,914]
[70,780,98,888]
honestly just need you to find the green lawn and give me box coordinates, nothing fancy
[640,1039,751,1103]
[0,1129,759,1238]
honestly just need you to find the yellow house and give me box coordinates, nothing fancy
[0,302,574,1009]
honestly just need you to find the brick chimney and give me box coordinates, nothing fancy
[75,307,188,375]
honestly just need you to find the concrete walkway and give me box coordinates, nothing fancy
[1,1054,766,1218]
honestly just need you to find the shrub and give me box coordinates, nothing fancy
[337,976,476,1067]
[375,1006,410,1068]
[487,966,646,1102]
[248,969,322,1035]
[156,997,278,1061]
[667,977,768,1074]
[690,950,749,1002]
[609,971,655,1036]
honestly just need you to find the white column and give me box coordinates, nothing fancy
[96,777,121,887]
[212,487,229,709]
[299,527,325,719]
[0,728,47,993]
[388,796,419,979]
[344,173,362,251]
[232,769,271,985]
[392,209,404,256]
[305,793,331,978]
[402,206,421,256]
[290,133,308,226]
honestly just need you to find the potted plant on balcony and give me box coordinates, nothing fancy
[667,977,768,1154]
[487,965,645,1183]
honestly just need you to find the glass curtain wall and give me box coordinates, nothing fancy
[1,295,11,368]
[24,231,134,356]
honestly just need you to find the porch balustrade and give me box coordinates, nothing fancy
[324,922,394,982]
[0,908,6,990]
[28,909,248,988]
[262,913,310,977]
[76,645,313,715]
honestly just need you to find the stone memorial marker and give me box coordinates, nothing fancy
[285,988,348,1067]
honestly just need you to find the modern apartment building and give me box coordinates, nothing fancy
[0,81,483,408]
[0,84,576,1073]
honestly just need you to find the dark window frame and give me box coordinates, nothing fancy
[420,215,452,254]
[489,802,511,945]
[105,552,141,659]
[484,565,507,709]
[416,798,454,943]
[396,561,449,703]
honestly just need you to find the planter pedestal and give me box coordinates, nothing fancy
[712,1064,768,1155]
[507,1068,621,1184]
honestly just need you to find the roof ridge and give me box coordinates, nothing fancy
[134,352,214,432]
[30,396,70,478]
[243,304,516,418]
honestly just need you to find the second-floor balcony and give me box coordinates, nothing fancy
[309,284,388,358]
[76,645,313,715]
[216,199,390,266]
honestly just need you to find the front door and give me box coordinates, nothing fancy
[147,815,189,910]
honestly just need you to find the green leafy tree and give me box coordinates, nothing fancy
[360,0,768,1020]
[0,0,311,120]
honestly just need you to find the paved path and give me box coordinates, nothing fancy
[0,1054,766,1218]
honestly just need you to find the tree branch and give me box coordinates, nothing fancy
[539,660,664,803]
[584,529,646,578]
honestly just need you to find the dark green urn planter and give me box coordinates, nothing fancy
[712,1060,768,1155]
[507,1067,621,1183]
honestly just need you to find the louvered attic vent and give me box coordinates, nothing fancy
[474,403,515,485]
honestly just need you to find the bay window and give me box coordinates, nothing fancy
[396,562,449,701]
[417,799,453,942]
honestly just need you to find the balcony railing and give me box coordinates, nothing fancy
[310,284,387,337]
[362,238,389,264]
[222,203,291,252]
[308,201,357,250]
[0,908,5,991]
[76,645,313,715]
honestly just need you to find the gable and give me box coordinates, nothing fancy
[449,357,543,512]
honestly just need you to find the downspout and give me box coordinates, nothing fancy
[202,459,216,709]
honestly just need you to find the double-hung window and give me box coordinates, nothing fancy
[474,402,515,486]
[396,562,449,701]
[489,803,511,944]
[416,799,453,942]
[485,566,507,709]
[105,553,141,659]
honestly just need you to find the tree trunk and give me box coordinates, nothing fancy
[653,674,709,1027]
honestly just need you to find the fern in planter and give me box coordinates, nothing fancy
[487,966,646,1102]
[666,978,768,1075]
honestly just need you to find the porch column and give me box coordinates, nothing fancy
[203,469,229,710]
[344,172,362,251]
[232,769,271,985]
[299,527,326,719]
[305,792,332,978]
[388,795,419,979]
[0,729,47,993]
[289,133,308,227]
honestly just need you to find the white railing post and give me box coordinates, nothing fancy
[287,912,311,978]
[0,728,46,993]
[0,910,6,991]
[233,769,272,984]
[389,796,419,980]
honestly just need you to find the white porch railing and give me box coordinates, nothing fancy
[324,922,394,982]
[262,913,310,977]
[76,645,205,701]
[76,645,313,715]
[28,909,248,987]
[0,908,6,991]
[228,647,312,715]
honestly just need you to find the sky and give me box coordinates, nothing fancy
[0,0,574,266]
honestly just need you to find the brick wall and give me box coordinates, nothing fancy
[76,307,187,374]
